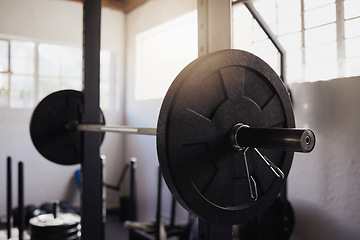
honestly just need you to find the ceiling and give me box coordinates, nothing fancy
[70,0,148,13]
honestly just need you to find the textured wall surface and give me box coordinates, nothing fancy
[289,76,360,239]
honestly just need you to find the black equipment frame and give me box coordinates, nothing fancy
[81,0,104,239]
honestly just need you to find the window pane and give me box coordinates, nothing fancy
[304,4,336,29]
[287,65,303,83]
[345,18,360,39]
[305,42,337,63]
[10,75,34,108]
[61,46,82,78]
[304,61,337,81]
[0,73,9,105]
[100,80,110,110]
[277,0,300,22]
[286,49,303,67]
[61,77,82,90]
[305,23,336,46]
[0,40,9,72]
[38,77,60,100]
[135,11,197,100]
[279,32,302,50]
[344,0,360,20]
[304,0,335,11]
[100,51,111,79]
[253,40,280,75]
[252,20,269,41]
[232,4,253,46]
[345,57,360,77]
[278,17,301,36]
[345,38,360,58]
[100,51,111,109]
[10,41,35,74]
[253,0,276,25]
[39,44,61,77]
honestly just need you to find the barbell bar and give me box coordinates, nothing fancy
[65,120,157,136]
[66,121,314,153]
[30,49,316,224]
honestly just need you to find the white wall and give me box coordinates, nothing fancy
[125,0,197,222]
[288,77,360,239]
[0,0,126,217]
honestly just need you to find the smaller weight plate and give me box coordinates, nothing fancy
[30,90,105,165]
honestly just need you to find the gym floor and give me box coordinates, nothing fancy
[105,213,129,239]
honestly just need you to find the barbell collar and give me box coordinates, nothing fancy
[230,123,315,153]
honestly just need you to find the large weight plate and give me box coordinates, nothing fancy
[157,49,295,224]
[30,90,105,165]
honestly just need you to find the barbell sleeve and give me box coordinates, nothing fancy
[230,123,315,153]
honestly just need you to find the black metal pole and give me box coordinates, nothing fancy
[7,156,12,239]
[155,167,162,240]
[81,0,104,239]
[198,219,232,240]
[170,197,176,227]
[129,158,137,221]
[18,162,24,240]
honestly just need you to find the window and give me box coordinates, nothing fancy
[0,39,113,109]
[0,40,10,105]
[8,40,35,108]
[344,0,360,76]
[38,43,82,100]
[135,10,198,100]
[232,0,360,83]
[100,51,112,109]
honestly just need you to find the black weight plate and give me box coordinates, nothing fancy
[31,227,79,240]
[31,232,79,240]
[157,49,295,224]
[30,90,105,165]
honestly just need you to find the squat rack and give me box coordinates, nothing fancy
[80,0,292,239]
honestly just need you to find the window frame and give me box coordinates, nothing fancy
[0,37,115,109]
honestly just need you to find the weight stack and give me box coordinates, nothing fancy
[29,213,81,240]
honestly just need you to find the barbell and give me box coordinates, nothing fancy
[29,49,315,224]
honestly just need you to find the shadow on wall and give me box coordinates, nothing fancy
[288,77,360,240]
[291,201,357,240]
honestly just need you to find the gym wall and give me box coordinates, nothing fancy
[289,76,360,239]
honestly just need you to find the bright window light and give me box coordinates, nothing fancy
[232,0,360,83]
[135,10,198,101]
[344,0,360,20]
[0,40,9,72]
[10,40,35,108]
